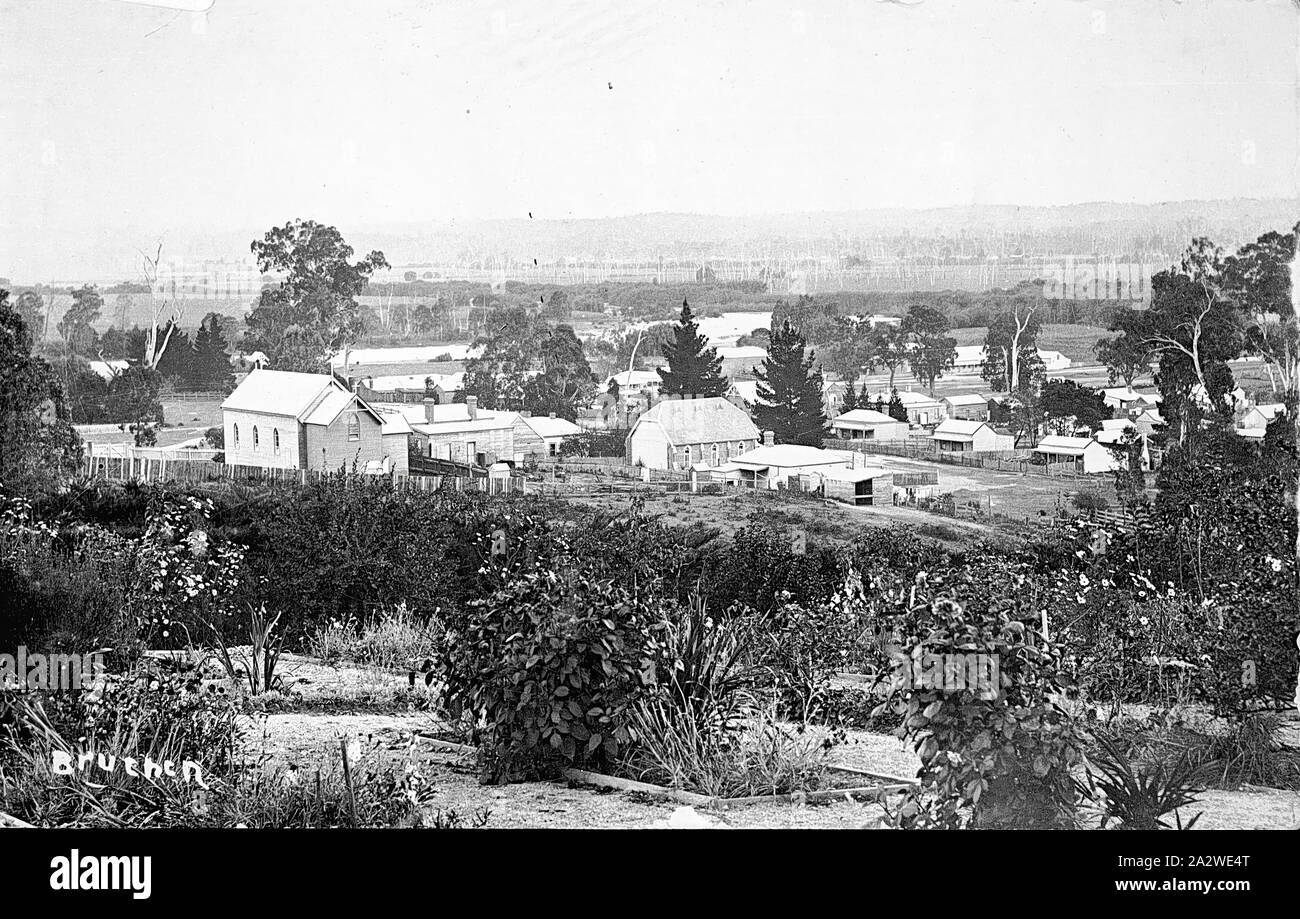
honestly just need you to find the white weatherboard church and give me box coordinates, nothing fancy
[222,369,408,474]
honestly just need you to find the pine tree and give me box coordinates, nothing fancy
[153,322,193,386]
[753,319,826,446]
[887,390,908,423]
[840,371,860,414]
[657,299,727,398]
[190,313,235,393]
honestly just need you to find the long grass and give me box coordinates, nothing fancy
[308,604,444,671]
[624,699,832,799]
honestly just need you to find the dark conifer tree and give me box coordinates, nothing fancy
[657,299,727,398]
[752,319,826,446]
[189,313,235,393]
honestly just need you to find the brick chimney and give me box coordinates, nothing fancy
[423,397,437,423]
[466,395,478,421]
[763,430,775,446]
[548,411,556,419]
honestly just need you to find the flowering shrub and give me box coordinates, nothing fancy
[879,560,1086,829]
[134,492,247,649]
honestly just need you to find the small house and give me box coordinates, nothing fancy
[515,413,584,458]
[931,419,1015,453]
[941,393,991,422]
[410,396,520,467]
[1034,434,1122,475]
[829,408,909,443]
[1239,402,1285,433]
[867,389,945,426]
[711,440,856,490]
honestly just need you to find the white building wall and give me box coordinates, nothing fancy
[223,410,299,468]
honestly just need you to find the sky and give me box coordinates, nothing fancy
[1,0,1297,280]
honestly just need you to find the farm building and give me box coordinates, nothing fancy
[941,393,990,422]
[626,396,761,471]
[931,419,1015,453]
[951,345,987,373]
[1034,434,1123,475]
[1037,349,1072,372]
[829,408,909,442]
[952,346,1071,375]
[222,369,394,473]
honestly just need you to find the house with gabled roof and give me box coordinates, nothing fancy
[941,393,991,422]
[222,369,395,472]
[931,419,1015,453]
[829,408,909,442]
[626,396,761,471]
[1034,434,1123,474]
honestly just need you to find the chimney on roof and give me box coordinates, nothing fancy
[423,397,437,424]
[548,412,556,419]
[763,430,775,446]
[466,395,478,421]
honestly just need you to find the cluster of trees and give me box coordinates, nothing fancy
[0,290,82,492]
[1092,227,1299,446]
[460,308,597,421]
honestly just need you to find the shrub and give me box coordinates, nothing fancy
[764,569,879,723]
[432,566,668,783]
[880,560,1086,830]
[0,500,141,663]
[658,592,762,726]
[1071,491,1108,513]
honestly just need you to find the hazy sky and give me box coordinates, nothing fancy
[1,0,1297,279]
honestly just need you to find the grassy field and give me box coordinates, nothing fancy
[951,324,1109,365]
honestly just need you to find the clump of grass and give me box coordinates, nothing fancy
[218,738,488,829]
[308,604,443,671]
[624,700,832,799]
[1199,713,1300,791]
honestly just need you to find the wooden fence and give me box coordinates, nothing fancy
[81,456,509,493]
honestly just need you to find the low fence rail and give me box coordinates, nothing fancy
[823,438,1093,480]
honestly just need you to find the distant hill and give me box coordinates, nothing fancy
[8,198,1296,285]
